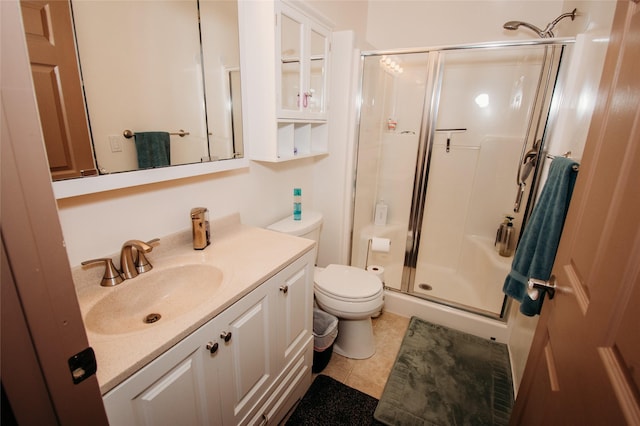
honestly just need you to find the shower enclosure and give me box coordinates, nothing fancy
[351,40,571,319]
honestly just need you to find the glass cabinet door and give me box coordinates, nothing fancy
[280,12,302,113]
[308,28,327,114]
[277,4,329,119]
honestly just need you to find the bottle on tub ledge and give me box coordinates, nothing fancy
[495,215,515,257]
[293,188,302,221]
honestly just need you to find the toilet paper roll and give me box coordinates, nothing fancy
[370,237,391,253]
[367,265,385,282]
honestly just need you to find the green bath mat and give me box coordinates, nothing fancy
[374,317,514,425]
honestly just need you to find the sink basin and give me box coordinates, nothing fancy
[85,264,223,335]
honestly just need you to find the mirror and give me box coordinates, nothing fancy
[60,0,243,178]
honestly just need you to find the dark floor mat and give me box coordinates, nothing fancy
[286,374,382,425]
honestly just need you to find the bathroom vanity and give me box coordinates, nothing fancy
[74,214,315,425]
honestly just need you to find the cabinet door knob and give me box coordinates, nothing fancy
[205,341,219,354]
[220,331,232,342]
[279,285,289,294]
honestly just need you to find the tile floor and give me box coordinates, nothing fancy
[315,311,410,399]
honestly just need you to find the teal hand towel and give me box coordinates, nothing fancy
[503,157,579,316]
[134,131,170,168]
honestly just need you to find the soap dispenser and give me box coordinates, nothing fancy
[191,207,210,250]
[495,215,515,257]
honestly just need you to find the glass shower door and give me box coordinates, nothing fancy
[406,45,563,317]
[351,52,432,295]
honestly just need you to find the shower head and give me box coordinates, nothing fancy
[503,8,577,38]
[503,21,545,37]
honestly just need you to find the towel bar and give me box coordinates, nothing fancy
[123,129,189,139]
[546,152,579,171]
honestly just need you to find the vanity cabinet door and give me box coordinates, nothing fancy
[102,319,223,426]
[222,249,314,425]
[275,250,314,367]
[217,280,276,425]
[248,249,314,425]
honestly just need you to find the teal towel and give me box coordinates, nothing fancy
[503,157,579,316]
[134,131,170,168]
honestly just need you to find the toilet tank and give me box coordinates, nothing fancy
[267,211,323,244]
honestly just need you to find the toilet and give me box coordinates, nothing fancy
[267,211,384,359]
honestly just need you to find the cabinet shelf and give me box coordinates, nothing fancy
[276,121,328,161]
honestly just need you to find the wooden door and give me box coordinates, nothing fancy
[511,1,640,424]
[2,0,107,422]
[21,0,96,179]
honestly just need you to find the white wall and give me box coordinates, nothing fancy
[305,0,370,48]
[313,30,360,267]
[365,1,563,48]
[57,160,317,266]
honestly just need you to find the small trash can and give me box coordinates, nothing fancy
[312,308,338,373]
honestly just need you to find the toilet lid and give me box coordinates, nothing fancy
[315,264,382,300]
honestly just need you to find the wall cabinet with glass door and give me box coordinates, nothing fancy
[242,0,331,162]
[277,2,329,120]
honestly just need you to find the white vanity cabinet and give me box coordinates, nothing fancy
[102,249,314,425]
[240,0,331,162]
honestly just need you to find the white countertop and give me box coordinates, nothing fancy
[73,213,314,394]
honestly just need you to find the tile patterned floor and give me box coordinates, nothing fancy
[316,312,410,399]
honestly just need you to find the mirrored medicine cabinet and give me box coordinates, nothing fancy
[21,0,247,198]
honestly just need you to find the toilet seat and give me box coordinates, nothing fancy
[315,264,383,301]
[314,264,384,321]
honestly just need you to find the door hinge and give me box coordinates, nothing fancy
[68,347,97,384]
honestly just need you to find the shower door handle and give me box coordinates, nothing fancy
[513,182,526,213]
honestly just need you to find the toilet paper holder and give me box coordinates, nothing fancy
[365,237,391,268]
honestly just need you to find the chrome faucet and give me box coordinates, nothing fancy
[120,239,155,279]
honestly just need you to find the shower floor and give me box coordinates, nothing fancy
[412,264,505,316]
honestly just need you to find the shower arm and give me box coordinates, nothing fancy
[503,8,578,38]
[542,8,578,38]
